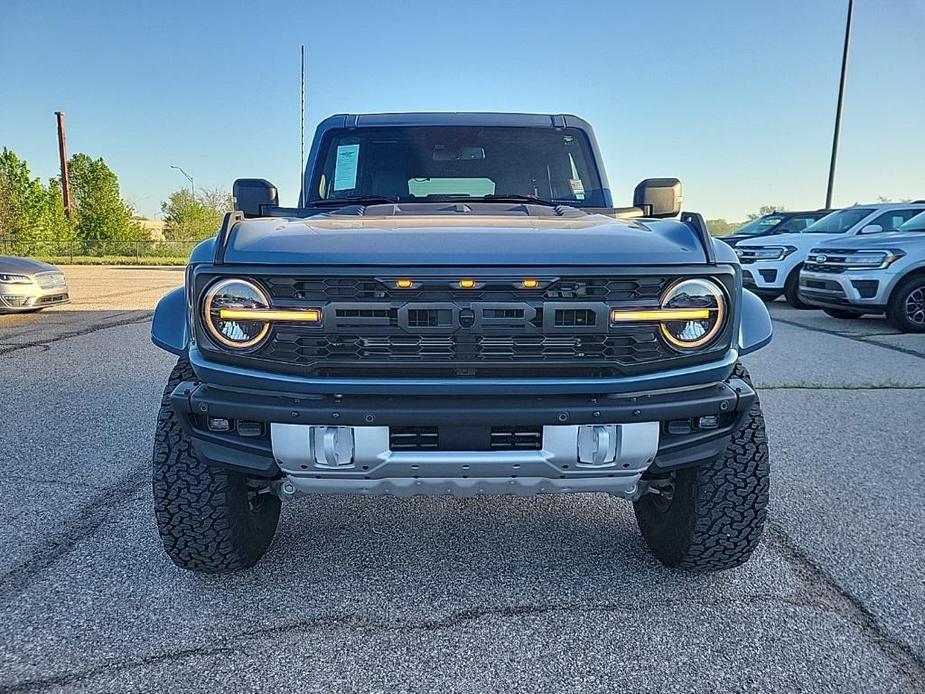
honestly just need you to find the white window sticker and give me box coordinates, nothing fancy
[333,144,360,191]
[569,178,585,200]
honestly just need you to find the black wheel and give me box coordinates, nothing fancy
[887,275,925,333]
[823,308,864,320]
[152,357,281,573]
[634,363,769,572]
[784,266,815,309]
[752,289,781,302]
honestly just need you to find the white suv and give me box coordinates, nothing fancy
[735,203,925,308]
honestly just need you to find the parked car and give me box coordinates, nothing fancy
[718,209,832,247]
[149,112,774,574]
[0,256,69,313]
[734,202,925,308]
[798,210,925,331]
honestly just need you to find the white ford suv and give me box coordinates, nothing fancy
[799,211,925,331]
[734,203,925,308]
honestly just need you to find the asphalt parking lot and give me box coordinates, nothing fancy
[1,266,923,693]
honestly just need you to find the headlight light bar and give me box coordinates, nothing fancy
[737,246,796,261]
[202,278,323,350]
[611,278,726,351]
[808,249,905,270]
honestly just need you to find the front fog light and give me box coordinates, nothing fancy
[659,278,726,350]
[203,278,271,349]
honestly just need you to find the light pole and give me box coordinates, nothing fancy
[170,165,195,196]
[826,0,854,209]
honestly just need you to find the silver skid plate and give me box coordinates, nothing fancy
[270,422,660,498]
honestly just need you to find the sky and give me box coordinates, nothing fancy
[1,0,923,221]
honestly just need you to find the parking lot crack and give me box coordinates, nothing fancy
[0,645,240,693]
[0,312,153,356]
[772,317,925,361]
[0,467,147,598]
[0,594,797,692]
[764,524,925,690]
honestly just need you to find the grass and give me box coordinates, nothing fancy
[33,255,188,266]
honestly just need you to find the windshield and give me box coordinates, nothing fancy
[308,126,605,207]
[733,214,787,235]
[898,211,925,233]
[804,208,875,234]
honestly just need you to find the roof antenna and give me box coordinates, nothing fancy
[299,44,305,207]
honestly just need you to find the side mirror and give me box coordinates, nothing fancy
[860,224,883,234]
[233,178,279,217]
[633,178,682,218]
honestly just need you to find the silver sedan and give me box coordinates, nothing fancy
[0,256,70,313]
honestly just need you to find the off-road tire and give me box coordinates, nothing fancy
[783,266,815,309]
[823,308,864,320]
[634,363,769,571]
[152,358,281,573]
[886,275,925,333]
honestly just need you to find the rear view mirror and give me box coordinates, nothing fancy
[432,146,485,161]
[860,224,883,234]
[233,178,279,217]
[634,178,682,218]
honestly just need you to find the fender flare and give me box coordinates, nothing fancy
[738,288,773,355]
[151,286,188,356]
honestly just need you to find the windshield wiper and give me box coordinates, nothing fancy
[311,195,402,207]
[468,194,560,207]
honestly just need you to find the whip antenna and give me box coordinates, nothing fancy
[299,44,305,206]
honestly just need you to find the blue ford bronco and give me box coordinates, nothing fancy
[151,113,773,573]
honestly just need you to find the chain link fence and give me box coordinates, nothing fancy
[0,238,199,263]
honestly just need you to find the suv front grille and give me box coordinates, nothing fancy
[198,273,733,378]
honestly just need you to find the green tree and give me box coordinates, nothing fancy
[68,153,141,245]
[161,186,229,241]
[746,205,785,222]
[705,218,742,237]
[0,148,74,253]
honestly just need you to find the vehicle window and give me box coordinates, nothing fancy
[805,208,876,233]
[861,208,923,233]
[774,215,818,233]
[733,215,786,235]
[407,177,496,198]
[898,211,925,232]
[310,126,605,207]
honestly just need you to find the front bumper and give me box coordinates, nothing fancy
[798,269,889,311]
[740,264,782,291]
[0,281,70,312]
[169,377,756,497]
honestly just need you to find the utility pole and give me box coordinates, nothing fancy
[170,165,195,196]
[55,112,73,217]
[826,0,854,209]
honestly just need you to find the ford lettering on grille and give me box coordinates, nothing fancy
[326,301,609,335]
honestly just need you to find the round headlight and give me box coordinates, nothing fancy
[660,278,726,350]
[202,278,271,349]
